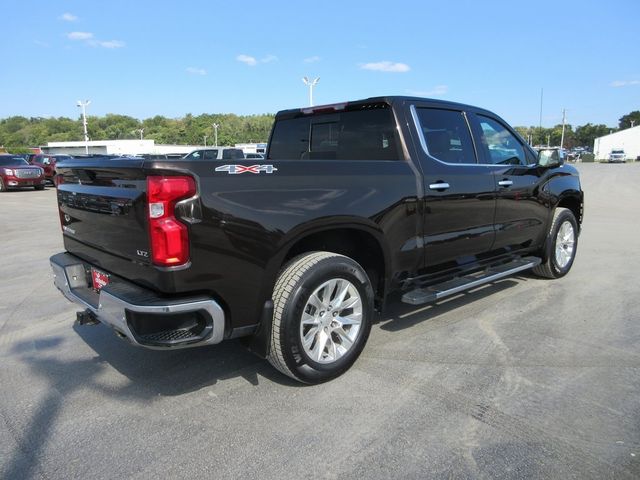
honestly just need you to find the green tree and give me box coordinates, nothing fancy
[618,110,640,129]
[574,123,613,148]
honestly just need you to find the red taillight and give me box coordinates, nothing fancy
[147,176,196,266]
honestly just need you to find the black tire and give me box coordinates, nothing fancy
[533,207,578,279]
[267,251,374,384]
[34,185,45,191]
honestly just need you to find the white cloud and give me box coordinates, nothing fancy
[95,40,125,49]
[34,40,50,48]
[360,61,410,73]
[261,54,278,64]
[237,54,257,66]
[59,12,78,22]
[304,56,321,63]
[610,79,640,87]
[186,67,207,75]
[406,85,449,96]
[67,31,93,41]
[67,32,125,48]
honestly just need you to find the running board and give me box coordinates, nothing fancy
[401,256,541,305]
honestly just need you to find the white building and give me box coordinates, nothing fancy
[594,126,640,161]
[235,143,268,155]
[42,139,202,156]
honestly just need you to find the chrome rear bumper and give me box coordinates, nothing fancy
[50,252,225,349]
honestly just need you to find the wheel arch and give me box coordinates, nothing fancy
[246,219,390,359]
[274,220,391,305]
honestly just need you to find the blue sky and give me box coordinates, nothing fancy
[1,0,639,127]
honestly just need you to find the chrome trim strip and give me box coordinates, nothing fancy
[409,104,518,168]
[51,257,225,350]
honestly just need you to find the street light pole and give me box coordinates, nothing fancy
[212,123,219,147]
[136,128,144,140]
[560,108,566,149]
[302,77,320,106]
[204,134,208,147]
[76,100,91,154]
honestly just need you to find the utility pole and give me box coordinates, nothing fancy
[136,128,144,140]
[76,100,91,154]
[212,123,219,146]
[302,77,320,106]
[204,134,208,147]
[538,88,543,146]
[560,108,566,149]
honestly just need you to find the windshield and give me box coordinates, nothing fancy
[611,150,624,154]
[0,157,29,166]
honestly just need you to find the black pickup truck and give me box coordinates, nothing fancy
[50,96,583,383]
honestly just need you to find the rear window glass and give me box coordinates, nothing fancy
[268,105,400,161]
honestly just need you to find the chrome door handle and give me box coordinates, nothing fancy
[429,182,450,190]
[498,180,513,187]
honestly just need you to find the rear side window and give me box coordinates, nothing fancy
[222,149,244,160]
[415,108,477,164]
[268,117,311,160]
[202,150,219,160]
[475,115,526,166]
[268,105,400,161]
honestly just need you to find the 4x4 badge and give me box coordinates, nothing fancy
[215,164,278,175]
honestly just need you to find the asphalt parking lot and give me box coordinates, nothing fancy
[1,163,639,479]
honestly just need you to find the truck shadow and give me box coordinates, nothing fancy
[2,275,530,480]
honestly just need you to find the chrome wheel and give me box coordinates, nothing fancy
[554,220,575,269]
[299,278,363,364]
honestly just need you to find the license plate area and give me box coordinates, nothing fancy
[91,268,110,291]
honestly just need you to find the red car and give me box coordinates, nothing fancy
[0,155,46,191]
[28,154,73,184]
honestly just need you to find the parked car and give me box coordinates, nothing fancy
[50,96,583,384]
[608,149,626,163]
[28,154,74,183]
[0,155,46,191]
[183,148,245,160]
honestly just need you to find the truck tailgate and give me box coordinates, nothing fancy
[56,159,152,264]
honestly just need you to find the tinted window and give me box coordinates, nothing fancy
[222,149,244,160]
[476,116,526,165]
[268,105,400,161]
[416,108,476,164]
[202,150,219,160]
[268,117,311,160]
[0,157,28,166]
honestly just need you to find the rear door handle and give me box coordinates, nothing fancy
[429,182,450,191]
[498,179,513,187]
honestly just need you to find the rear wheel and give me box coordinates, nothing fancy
[267,251,374,384]
[34,185,45,191]
[533,207,578,279]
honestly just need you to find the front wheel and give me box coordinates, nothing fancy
[533,207,579,279]
[267,251,374,384]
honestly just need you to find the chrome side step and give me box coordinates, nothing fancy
[401,256,541,305]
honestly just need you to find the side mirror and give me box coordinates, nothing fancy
[537,149,564,168]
